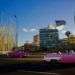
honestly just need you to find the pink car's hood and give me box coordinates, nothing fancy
[59,54,75,63]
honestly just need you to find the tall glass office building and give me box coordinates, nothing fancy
[39,25,59,49]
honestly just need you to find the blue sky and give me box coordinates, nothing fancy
[0,0,75,46]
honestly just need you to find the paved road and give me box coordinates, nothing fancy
[0,58,75,75]
[0,70,59,75]
[0,68,75,75]
[52,67,75,75]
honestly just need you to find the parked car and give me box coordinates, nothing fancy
[7,51,30,58]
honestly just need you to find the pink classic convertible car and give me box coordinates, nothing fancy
[43,53,75,64]
[59,54,75,63]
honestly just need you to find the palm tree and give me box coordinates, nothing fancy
[65,31,71,53]
[65,31,71,38]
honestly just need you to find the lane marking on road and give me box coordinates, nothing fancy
[17,70,59,75]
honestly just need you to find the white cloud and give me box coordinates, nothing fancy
[22,28,28,32]
[30,28,37,32]
[22,28,37,32]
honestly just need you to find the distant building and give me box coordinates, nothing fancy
[69,35,75,44]
[39,25,59,49]
[33,34,40,47]
[62,35,75,44]
[0,25,17,54]
[24,43,33,51]
[0,12,17,54]
[55,20,66,26]
[58,35,75,51]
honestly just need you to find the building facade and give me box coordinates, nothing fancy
[39,25,59,49]
[69,35,75,44]
[0,12,17,54]
[62,35,75,44]
[33,34,40,47]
